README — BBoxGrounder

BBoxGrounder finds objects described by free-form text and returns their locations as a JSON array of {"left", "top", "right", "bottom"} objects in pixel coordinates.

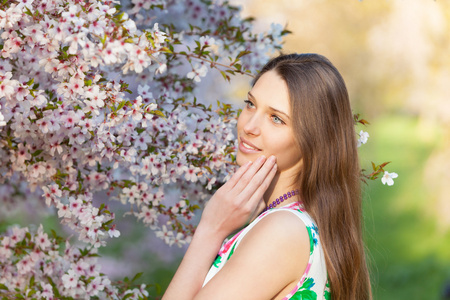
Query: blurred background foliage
[{"left": 2, "top": 1, "right": 450, "bottom": 299}]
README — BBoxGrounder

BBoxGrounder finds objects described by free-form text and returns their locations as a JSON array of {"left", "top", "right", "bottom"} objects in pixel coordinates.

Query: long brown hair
[{"left": 253, "top": 53, "right": 371, "bottom": 300}]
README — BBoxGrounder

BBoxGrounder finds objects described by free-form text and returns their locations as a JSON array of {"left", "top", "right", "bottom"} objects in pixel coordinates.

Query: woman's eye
[
  {"left": 272, "top": 115, "right": 284, "bottom": 125},
  {"left": 244, "top": 99, "right": 254, "bottom": 109}
]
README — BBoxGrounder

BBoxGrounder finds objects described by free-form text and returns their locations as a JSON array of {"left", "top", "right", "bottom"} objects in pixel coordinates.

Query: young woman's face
[{"left": 236, "top": 70, "right": 302, "bottom": 177}]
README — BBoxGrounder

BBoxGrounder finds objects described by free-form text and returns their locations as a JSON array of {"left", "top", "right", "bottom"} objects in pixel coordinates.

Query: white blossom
[
  {"left": 187, "top": 63, "right": 208, "bottom": 82},
  {"left": 381, "top": 171, "right": 398, "bottom": 186},
  {"left": 357, "top": 130, "right": 370, "bottom": 147}
]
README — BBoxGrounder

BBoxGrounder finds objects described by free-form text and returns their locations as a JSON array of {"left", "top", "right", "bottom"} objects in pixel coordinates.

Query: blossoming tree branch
[{"left": 0, "top": 0, "right": 396, "bottom": 298}]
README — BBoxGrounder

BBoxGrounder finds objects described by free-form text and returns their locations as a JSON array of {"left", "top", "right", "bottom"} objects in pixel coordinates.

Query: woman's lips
[{"left": 239, "top": 138, "right": 262, "bottom": 154}]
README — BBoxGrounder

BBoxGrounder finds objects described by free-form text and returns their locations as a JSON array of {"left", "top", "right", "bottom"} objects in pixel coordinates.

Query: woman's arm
[{"left": 163, "top": 155, "right": 277, "bottom": 300}]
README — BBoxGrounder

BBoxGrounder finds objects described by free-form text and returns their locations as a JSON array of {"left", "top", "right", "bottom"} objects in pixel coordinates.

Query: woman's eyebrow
[{"left": 247, "top": 91, "right": 291, "bottom": 120}]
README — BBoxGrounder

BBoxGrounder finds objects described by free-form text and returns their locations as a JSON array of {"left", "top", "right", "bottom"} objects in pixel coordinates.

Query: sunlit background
[{"left": 2, "top": 1, "right": 449, "bottom": 299}]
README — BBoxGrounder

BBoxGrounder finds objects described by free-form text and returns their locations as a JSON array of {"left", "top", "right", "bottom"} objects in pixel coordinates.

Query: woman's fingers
[
  {"left": 231, "top": 155, "right": 272, "bottom": 193},
  {"left": 244, "top": 162, "right": 277, "bottom": 210},
  {"left": 224, "top": 160, "right": 254, "bottom": 190},
  {"left": 200, "top": 155, "right": 277, "bottom": 237},
  {"left": 231, "top": 156, "right": 277, "bottom": 208}
]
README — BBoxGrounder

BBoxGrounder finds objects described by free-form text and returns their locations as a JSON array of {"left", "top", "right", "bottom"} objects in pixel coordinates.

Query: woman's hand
[
  {"left": 197, "top": 155, "right": 277, "bottom": 240},
  {"left": 163, "top": 155, "right": 277, "bottom": 300}
]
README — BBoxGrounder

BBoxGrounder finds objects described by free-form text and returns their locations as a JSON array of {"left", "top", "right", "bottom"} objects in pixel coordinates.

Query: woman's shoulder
[
  {"left": 246, "top": 208, "right": 310, "bottom": 249},
  {"left": 201, "top": 205, "right": 323, "bottom": 299},
  {"left": 237, "top": 207, "right": 311, "bottom": 268},
  {"left": 252, "top": 202, "right": 316, "bottom": 235},
  {"left": 202, "top": 208, "right": 311, "bottom": 296}
]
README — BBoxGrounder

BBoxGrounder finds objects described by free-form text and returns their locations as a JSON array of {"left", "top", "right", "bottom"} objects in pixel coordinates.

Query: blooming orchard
[
  {"left": 0, "top": 0, "right": 290, "bottom": 297},
  {"left": 0, "top": 0, "right": 396, "bottom": 298}
]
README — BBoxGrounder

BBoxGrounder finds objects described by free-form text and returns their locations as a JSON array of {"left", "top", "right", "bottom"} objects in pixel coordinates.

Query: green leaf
[
  {"left": 31, "top": 149, "right": 43, "bottom": 157},
  {"left": 50, "top": 229, "right": 58, "bottom": 239},
  {"left": 281, "top": 29, "right": 293, "bottom": 35},
  {"left": 14, "top": 293, "right": 25, "bottom": 299},
  {"left": 116, "top": 12, "right": 125, "bottom": 20},
  {"left": 236, "top": 50, "right": 251, "bottom": 60},
  {"left": 24, "top": 6, "right": 33, "bottom": 16},
  {"left": 0, "top": 284, "right": 8, "bottom": 290},
  {"left": 101, "top": 35, "right": 107, "bottom": 45},
  {"left": 102, "top": 219, "right": 114, "bottom": 226},
  {"left": 26, "top": 288, "right": 36, "bottom": 297},
  {"left": 219, "top": 71, "right": 229, "bottom": 81},
  {"left": 204, "top": 166, "right": 212, "bottom": 174},
  {"left": 132, "top": 272, "right": 143, "bottom": 282},
  {"left": 154, "top": 283, "right": 162, "bottom": 295},
  {"left": 116, "top": 101, "right": 127, "bottom": 111},
  {"left": 46, "top": 276, "right": 61, "bottom": 298},
  {"left": 378, "top": 161, "right": 391, "bottom": 169},
  {"left": 150, "top": 110, "right": 165, "bottom": 118},
  {"left": 29, "top": 275, "right": 35, "bottom": 287}
]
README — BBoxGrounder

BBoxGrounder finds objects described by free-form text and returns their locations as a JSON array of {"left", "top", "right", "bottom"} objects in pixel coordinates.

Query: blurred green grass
[{"left": 360, "top": 114, "right": 450, "bottom": 300}]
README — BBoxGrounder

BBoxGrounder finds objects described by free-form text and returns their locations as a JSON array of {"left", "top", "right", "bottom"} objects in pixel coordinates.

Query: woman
[{"left": 163, "top": 53, "right": 372, "bottom": 300}]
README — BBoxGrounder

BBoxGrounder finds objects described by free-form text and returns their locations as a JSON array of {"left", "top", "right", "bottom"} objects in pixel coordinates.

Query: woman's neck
[{"left": 263, "top": 172, "right": 299, "bottom": 207}]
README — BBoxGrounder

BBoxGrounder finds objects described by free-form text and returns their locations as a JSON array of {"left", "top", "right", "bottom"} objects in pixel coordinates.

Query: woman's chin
[
  {"left": 235, "top": 152, "right": 250, "bottom": 167},
  {"left": 235, "top": 154, "right": 244, "bottom": 167},
  {"left": 236, "top": 151, "right": 260, "bottom": 167}
]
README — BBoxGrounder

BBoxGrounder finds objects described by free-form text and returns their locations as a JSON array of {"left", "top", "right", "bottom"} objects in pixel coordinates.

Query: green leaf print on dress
[
  {"left": 212, "top": 254, "right": 222, "bottom": 268},
  {"left": 323, "top": 279, "right": 331, "bottom": 300},
  {"left": 291, "top": 277, "right": 317, "bottom": 300},
  {"left": 227, "top": 243, "right": 237, "bottom": 260},
  {"left": 323, "top": 289, "right": 331, "bottom": 300},
  {"left": 306, "top": 226, "right": 315, "bottom": 255}
]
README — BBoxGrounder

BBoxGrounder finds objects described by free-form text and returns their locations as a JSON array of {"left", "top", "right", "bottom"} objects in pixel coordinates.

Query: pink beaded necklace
[{"left": 263, "top": 189, "right": 299, "bottom": 212}]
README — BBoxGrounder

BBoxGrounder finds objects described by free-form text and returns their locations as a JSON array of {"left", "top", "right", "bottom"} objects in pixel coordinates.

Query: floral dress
[{"left": 202, "top": 202, "right": 330, "bottom": 300}]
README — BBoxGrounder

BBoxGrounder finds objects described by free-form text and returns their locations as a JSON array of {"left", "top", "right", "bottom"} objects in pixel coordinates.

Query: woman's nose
[{"left": 243, "top": 113, "right": 261, "bottom": 136}]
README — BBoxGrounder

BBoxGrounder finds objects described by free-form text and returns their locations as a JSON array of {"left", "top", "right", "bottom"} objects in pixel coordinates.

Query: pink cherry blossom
[
  {"left": 0, "top": 105, "right": 6, "bottom": 126},
  {"left": 35, "top": 225, "right": 51, "bottom": 250},
  {"left": 62, "top": 269, "right": 79, "bottom": 289},
  {"left": 0, "top": 72, "right": 16, "bottom": 99},
  {"left": 40, "top": 283, "right": 54, "bottom": 299}
]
